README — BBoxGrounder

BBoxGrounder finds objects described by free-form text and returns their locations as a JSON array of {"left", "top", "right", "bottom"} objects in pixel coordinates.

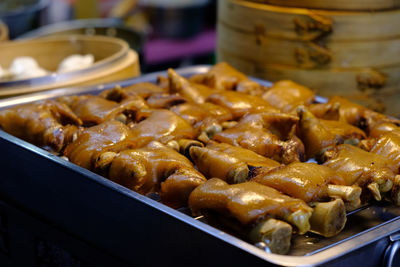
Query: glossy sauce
[
  {"left": 262, "top": 80, "right": 315, "bottom": 113},
  {"left": 130, "top": 109, "right": 195, "bottom": 147},
  {"left": 64, "top": 120, "right": 134, "bottom": 169},
  {"left": 323, "top": 144, "right": 397, "bottom": 186},
  {"left": 252, "top": 162, "right": 345, "bottom": 203},
  {"left": 189, "top": 178, "right": 312, "bottom": 225}
]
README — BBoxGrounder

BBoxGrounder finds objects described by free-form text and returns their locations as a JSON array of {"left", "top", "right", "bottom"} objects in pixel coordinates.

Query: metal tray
[{"left": 0, "top": 65, "right": 399, "bottom": 266}]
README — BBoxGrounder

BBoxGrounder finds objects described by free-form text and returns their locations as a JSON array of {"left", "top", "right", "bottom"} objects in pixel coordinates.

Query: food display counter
[{"left": 0, "top": 66, "right": 399, "bottom": 266}]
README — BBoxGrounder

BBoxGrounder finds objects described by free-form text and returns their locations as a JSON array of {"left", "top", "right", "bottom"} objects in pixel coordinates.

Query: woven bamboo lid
[
  {"left": 247, "top": 0, "right": 400, "bottom": 11},
  {"left": 219, "top": 0, "right": 400, "bottom": 41}
]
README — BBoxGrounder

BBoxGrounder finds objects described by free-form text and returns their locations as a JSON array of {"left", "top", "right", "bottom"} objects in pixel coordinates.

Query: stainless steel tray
[{"left": 0, "top": 66, "right": 399, "bottom": 267}]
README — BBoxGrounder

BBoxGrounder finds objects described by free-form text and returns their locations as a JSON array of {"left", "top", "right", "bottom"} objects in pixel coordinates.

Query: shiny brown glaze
[
  {"left": 171, "top": 103, "right": 232, "bottom": 126},
  {"left": 146, "top": 93, "right": 186, "bottom": 109},
  {"left": 57, "top": 95, "right": 142, "bottom": 126},
  {"left": 129, "top": 109, "right": 196, "bottom": 147},
  {"left": 200, "top": 62, "right": 263, "bottom": 95},
  {"left": 112, "top": 82, "right": 167, "bottom": 99},
  {"left": 369, "top": 122, "right": 400, "bottom": 138},
  {"left": 206, "top": 141, "right": 281, "bottom": 169},
  {"left": 262, "top": 80, "right": 315, "bottom": 113},
  {"left": 107, "top": 141, "right": 206, "bottom": 208},
  {"left": 368, "top": 132, "right": 400, "bottom": 171},
  {"left": 310, "top": 96, "right": 400, "bottom": 132},
  {"left": 322, "top": 144, "right": 397, "bottom": 187},
  {"left": 168, "top": 68, "right": 215, "bottom": 104},
  {"left": 320, "top": 120, "right": 366, "bottom": 141},
  {"left": 0, "top": 100, "right": 81, "bottom": 152},
  {"left": 171, "top": 102, "right": 232, "bottom": 137},
  {"left": 189, "top": 178, "right": 312, "bottom": 228},
  {"left": 189, "top": 146, "right": 248, "bottom": 183},
  {"left": 213, "top": 112, "right": 304, "bottom": 164},
  {"left": 206, "top": 91, "right": 278, "bottom": 119},
  {"left": 252, "top": 162, "right": 345, "bottom": 203},
  {"left": 63, "top": 120, "right": 135, "bottom": 169},
  {"left": 298, "top": 107, "right": 366, "bottom": 159}
]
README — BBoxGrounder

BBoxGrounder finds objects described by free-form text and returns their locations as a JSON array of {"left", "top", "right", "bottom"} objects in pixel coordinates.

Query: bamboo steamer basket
[
  {"left": 247, "top": 0, "right": 400, "bottom": 11},
  {"left": 217, "top": 0, "right": 400, "bottom": 116},
  {"left": 219, "top": 22, "right": 400, "bottom": 69},
  {"left": 219, "top": 0, "right": 400, "bottom": 41},
  {"left": 0, "top": 35, "right": 140, "bottom": 97}
]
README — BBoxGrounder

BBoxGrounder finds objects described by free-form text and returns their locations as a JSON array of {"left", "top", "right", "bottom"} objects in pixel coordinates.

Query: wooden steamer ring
[
  {"left": 247, "top": 0, "right": 400, "bottom": 11},
  {"left": 218, "top": 22, "right": 400, "bottom": 69},
  {"left": 217, "top": 0, "right": 400, "bottom": 116},
  {"left": 219, "top": 0, "right": 400, "bottom": 41}
]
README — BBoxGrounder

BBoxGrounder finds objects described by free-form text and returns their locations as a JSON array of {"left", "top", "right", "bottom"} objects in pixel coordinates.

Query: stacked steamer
[{"left": 217, "top": 0, "right": 400, "bottom": 116}]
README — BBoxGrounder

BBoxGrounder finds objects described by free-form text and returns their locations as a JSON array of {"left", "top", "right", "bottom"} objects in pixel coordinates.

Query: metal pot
[
  {"left": 140, "top": 0, "right": 211, "bottom": 39},
  {"left": 0, "top": 0, "right": 50, "bottom": 39}
]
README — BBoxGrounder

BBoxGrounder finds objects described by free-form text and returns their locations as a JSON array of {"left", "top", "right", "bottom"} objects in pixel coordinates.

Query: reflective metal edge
[{"left": 0, "top": 65, "right": 397, "bottom": 267}]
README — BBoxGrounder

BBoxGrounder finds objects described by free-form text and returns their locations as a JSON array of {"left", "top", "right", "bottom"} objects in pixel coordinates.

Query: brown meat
[
  {"left": 213, "top": 112, "right": 305, "bottom": 164},
  {"left": 106, "top": 141, "right": 206, "bottom": 208},
  {"left": 129, "top": 109, "right": 196, "bottom": 147},
  {"left": 206, "top": 141, "right": 281, "bottom": 170},
  {"left": 298, "top": 106, "right": 366, "bottom": 159},
  {"left": 309, "top": 96, "right": 400, "bottom": 133},
  {"left": 322, "top": 144, "right": 398, "bottom": 202},
  {"left": 168, "top": 68, "right": 215, "bottom": 104},
  {"left": 189, "top": 178, "right": 313, "bottom": 234},
  {"left": 262, "top": 80, "right": 315, "bottom": 113},
  {"left": 63, "top": 120, "right": 135, "bottom": 169},
  {"left": 57, "top": 95, "right": 143, "bottom": 126},
  {"left": 0, "top": 100, "right": 81, "bottom": 152},
  {"left": 206, "top": 91, "right": 278, "bottom": 119},
  {"left": 252, "top": 162, "right": 345, "bottom": 203},
  {"left": 200, "top": 62, "right": 264, "bottom": 95}
]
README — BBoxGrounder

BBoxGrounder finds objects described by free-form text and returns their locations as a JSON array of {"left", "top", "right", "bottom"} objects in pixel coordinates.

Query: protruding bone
[
  {"left": 309, "top": 199, "right": 346, "bottom": 237},
  {"left": 379, "top": 179, "right": 393, "bottom": 193},
  {"left": 249, "top": 218, "right": 292, "bottom": 255},
  {"left": 343, "top": 138, "right": 360, "bottom": 146},
  {"left": 285, "top": 209, "right": 311, "bottom": 235},
  {"left": 178, "top": 139, "right": 204, "bottom": 159},
  {"left": 204, "top": 123, "right": 222, "bottom": 138},
  {"left": 368, "top": 182, "right": 382, "bottom": 201},
  {"left": 197, "top": 131, "right": 210, "bottom": 143},
  {"left": 229, "top": 164, "right": 249, "bottom": 184},
  {"left": 358, "top": 139, "right": 374, "bottom": 151},
  {"left": 72, "top": 132, "right": 78, "bottom": 142},
  {"left": 115, "top": 113, "right": 127, "bottom": 124},
  {"left": 94, "top": 151, "right": 117, "bottom": 171},
  {"left": 327, "top": 184, "right": 362, "bottom": 202},
  {"left": 168, "top": 68, "right": 205, "bottom": 104},
  {"left": 345, "top": 198, "right": 361, "bottom": 212}
]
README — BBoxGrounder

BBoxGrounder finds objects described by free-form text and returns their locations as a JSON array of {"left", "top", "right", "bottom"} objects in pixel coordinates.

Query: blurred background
[{"left": 0, "top": 0, "right": 217, "bottom": 73}]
